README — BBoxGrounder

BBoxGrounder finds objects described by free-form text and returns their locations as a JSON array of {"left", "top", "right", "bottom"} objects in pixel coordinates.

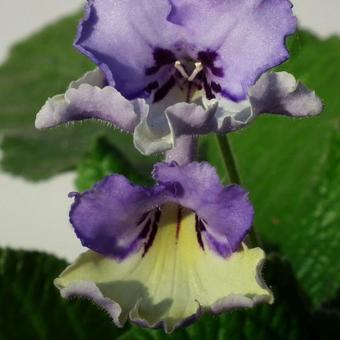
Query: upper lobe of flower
[{"left": 76, "top": 0, "right": 296, "bottom": 102}]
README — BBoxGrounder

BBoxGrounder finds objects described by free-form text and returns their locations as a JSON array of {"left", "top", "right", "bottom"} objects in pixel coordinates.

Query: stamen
[
  {"left": 188, "top": 62, "right": 204, "bottom": 82},
  {"left": 174, "top": 61, "right": 189, "bottom": 79},
  {"left": 174, "top": 61, "right": 205, "bottom": 83}
]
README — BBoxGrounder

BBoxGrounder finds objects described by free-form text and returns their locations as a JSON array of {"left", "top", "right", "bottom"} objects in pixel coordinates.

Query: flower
[
  {"left": 35, "top": 0, "right": 323, "bottom": 155},
  {"left": 75, "top": 0, "right": 296, "bottom": 102},
  {"left": 55, "top": 162, "right": 272, "bottom": 332}
]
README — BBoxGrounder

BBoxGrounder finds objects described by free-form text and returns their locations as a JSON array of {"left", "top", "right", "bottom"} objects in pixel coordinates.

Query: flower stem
[
  {"left": 216, "top": 134, "right": 262, "bottom": 248},
  {"left": 216, "top": 135, "right": 241, "bottom": 185}
]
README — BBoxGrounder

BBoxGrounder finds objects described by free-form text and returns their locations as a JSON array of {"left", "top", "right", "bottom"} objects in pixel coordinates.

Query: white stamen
[
  {"left": 174, "top": 61, "right": 189, "bottom": 79},
  {"left": 188, "top": 62, "right": 204, "bottom": 82}
]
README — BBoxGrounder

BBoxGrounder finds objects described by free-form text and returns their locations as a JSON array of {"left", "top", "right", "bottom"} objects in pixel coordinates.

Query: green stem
[
  {"left": 216, "top": 134, "right": 262, "bottom": 248},
  {"left": 216, "top": 135, "right": 241, "bottom": 185}
]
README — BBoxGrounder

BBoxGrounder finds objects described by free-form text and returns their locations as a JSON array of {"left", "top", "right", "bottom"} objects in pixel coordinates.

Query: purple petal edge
[
  {"left": 74, "top": 1, "right": 119, "bottom": 88},
  {"left": 74, "top": 1, "right": 105, "bottom": 82},
  {"left": 57, "top": 256, "right": 272, "bottom": 333},
  {"left": 59, "top": 280, "right": 124, "bottom": 327},
  {"left": 153, "top": 162, "right": 254, "bottom": 257},
  {"left": 69, "top": 174, "right": 167, "bottom": 260}
]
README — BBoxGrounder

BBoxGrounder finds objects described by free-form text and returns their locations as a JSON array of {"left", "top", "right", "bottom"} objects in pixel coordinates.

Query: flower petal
[
  {"left": 154, "top": 162, "right": 254, "bottom": 257},
  {"left": 168, "top": 0, "right": 297, "bottom": 100},
  {"left": 134, "top": 105, "right": 211, "bottom": 156},
  {"left": 35, "top": 69, "right": 144, "bottom": 132},
  {"left": 76, "top": 0, "right": 181, "bottom": 99},
  {"left": 133, "top": 87, "right": 186, "bottom": 155},
  {"left": 202, "top": 97, "right": 253, "bottom": 133},
  {"left": 69, "top": 174, "right": 168, "bottom": 260},
  {"left": 55, "top": 209, "right": 271, "bottom": 333},
  {"left": 249, "top": 71, "right": 323, "bottom": 117},
  {"left": 134, "top": 94, "right": 216, "bottom": 156}
]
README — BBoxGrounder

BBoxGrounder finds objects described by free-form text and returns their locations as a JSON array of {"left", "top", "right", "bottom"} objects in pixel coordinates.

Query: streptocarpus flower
[
  {"left": 35, "top": 0, "right": 323, "bottom": 155},
  {"left": 55, "top": 162, "right": 272, "bottom": 332}
]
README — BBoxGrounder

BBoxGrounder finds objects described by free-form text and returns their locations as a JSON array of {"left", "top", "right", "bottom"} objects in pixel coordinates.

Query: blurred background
[
  {"left": 0, "top": 0, "right": 339, "bottom": 262},
  {"left": 0, "top": 1, "right": 339, "bottom": 339}
]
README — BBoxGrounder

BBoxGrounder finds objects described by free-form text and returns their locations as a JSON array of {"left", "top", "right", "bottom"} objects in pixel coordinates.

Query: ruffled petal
[
  {"left": 168, "top": 0, "right": 297, "bottom": 100},
  {"left": 69, "top": 174, "right": 168, "bottom": 260},
  {"left": 76, "top": 0, "right": 182, "bottom": 99},
  {"left": 202, "top": 97, "right": 253, "bottom": 133},
  {"left": 154, "top": 162, "right": 254, "bottom": 257},
  {"left": 133, "top": 87, "right": 186, "bottom": 155},
  {"left": 35, "top": 69, "right": 144, "bottom": 132},
  {"left": 134, "top": 100, "right": 213, "bottom": 156},
  {"left": 55, "top": 209, "right": 271, "bottom": 333},
  {"left": 249, "top": 71, "right": 323, "bottom": 117},
  {"left": 202, "top": 71, "right": 323, "bottom": 134}
]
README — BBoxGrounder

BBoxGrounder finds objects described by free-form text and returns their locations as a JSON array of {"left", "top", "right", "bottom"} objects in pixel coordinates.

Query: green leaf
[
  {"left": 0, "top": 248, "right": 130, "bottom": 339},
  {"left": 313, "top": 289, "right": 340, "bottom": 340},
  {"left": 0, "top": 13, "right": 157, "bottom": 181},
  {"left": 75, "top": 137, "right": 153, "bottom": 192},
  {"left": 202, "top": 31, "right": 340, "bottom": 306}
]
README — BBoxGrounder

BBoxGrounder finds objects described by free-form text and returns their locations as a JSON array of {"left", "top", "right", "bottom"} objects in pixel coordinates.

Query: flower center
[
  {"left": 174, "top": 60, "right": 204, "bottom": 82},
  {"left": 145, "top": 48, "right": 224, "bottom": 103}
]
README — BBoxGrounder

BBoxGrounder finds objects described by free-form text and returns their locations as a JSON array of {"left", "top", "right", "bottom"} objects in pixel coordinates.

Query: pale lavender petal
[
  {"left": 35, "top": 69, "right": 144, "bottom": 132},
  {"left": 168, "top": 0, "right": 297, "bottom": 100},
  {"left": 69, "top": 175, "right": 168, "bottom": 260},
  {"left": 167, "top": 100, "right": 254, "bottom": 135},
  {"left": 165, "top": 135, "right": 198, "bottom": 166},
  {"left": 133, "top": 87, "right": 187, "bottom": 155},
  {"left": 59, "top": 280, "right": 124, "bottom": 327},
  {"left": 76, "top": 0, "right": 181, "bottom": 99},
  {"left": 165, "top": 102, "right": 217, "bottom": 135},
  {"left": 134, "top": 101, "right": 216, "bottom": 156},
  {"left": 249, "top": 71, "right": 323, "bottom": 117},
  {"left": 153, "top": 162, "right": 254, "bottom": 257}
]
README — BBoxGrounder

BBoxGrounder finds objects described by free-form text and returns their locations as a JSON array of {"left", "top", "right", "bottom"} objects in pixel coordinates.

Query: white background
[{"left": 0, "top": 0, "right": 339, "bottom": 261}]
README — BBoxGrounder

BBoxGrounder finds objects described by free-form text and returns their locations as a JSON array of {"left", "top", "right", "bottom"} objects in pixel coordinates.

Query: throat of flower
[
  {"left": 142, "top": 203, "right": 205, "bottom": 259},
  {"left": 174, "top": 61, "right": 204, "bottom": 103},
  {"left": 174, "top": 61, "right": 204, "bottom": 83}
]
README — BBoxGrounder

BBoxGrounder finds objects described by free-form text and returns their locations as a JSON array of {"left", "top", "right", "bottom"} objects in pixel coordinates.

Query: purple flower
[
  {"left": 55, "top": 162, "right": 272, "bottom": 332},
  {"left": 76, "top": 0, "right": 296, "bottom": 102},
  {"left": 36, "top": 0, "right": 322, "bottom": 155}
]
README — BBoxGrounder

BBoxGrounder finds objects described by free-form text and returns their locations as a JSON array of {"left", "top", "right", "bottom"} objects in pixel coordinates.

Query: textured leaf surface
[
  {"left": 0, "top": 248, "right": 130, "bottom": 339},
  {"left": 76, "top": 137, "right": 153, "bottom": 191}
]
